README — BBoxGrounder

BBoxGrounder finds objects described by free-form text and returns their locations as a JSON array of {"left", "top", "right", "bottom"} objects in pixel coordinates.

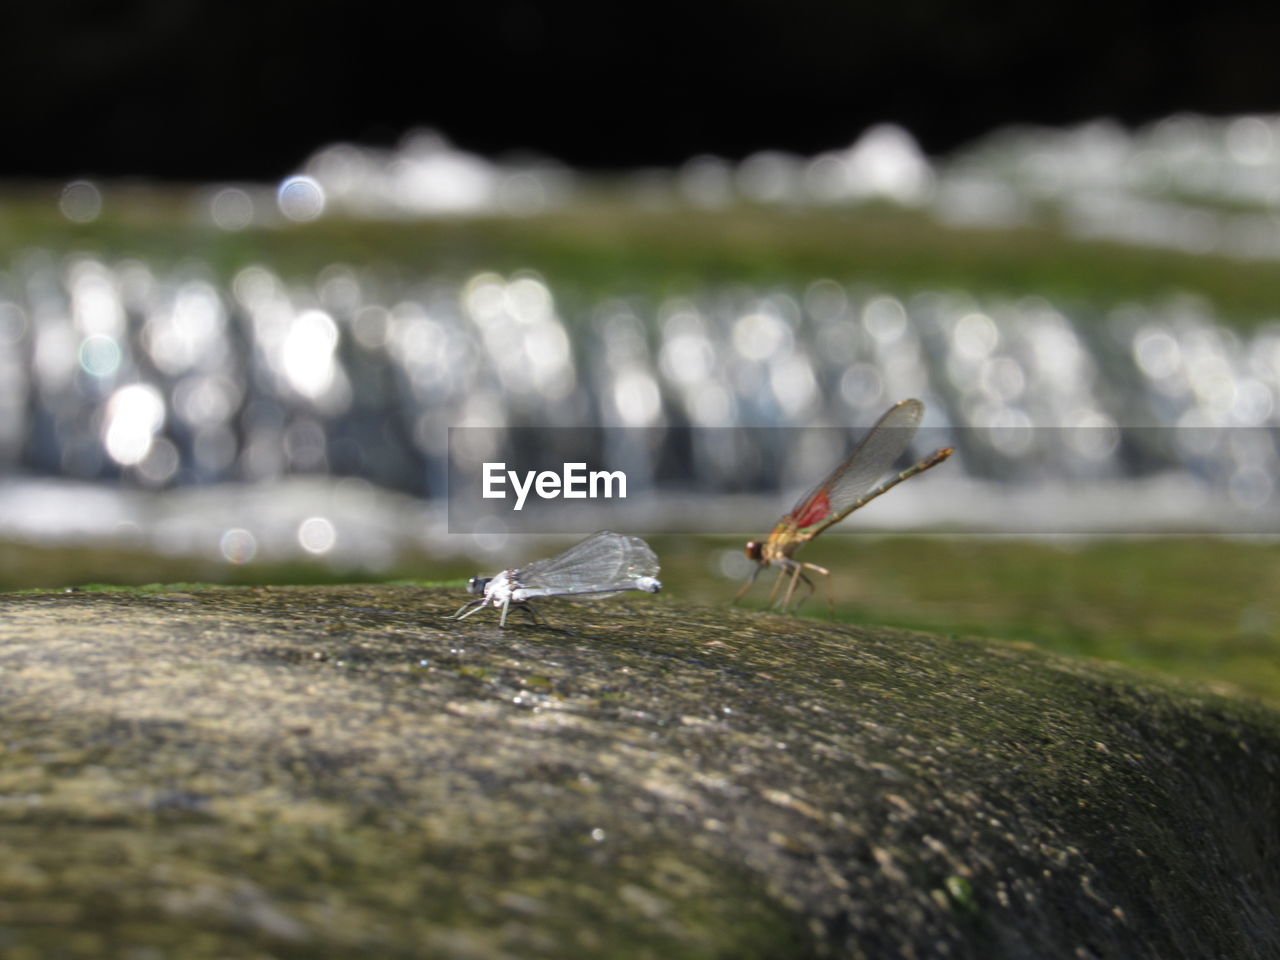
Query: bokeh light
[
  {"left": 59, "top": 181, "right": 102, "bottom": 223},
  {"left": 103, "top": 383, "right": 166, "bottom": 467},
  {"left": 277, "top": 176, "right": 326, "bottom": 222},
  {"left": 220, "top": 528, "right": 258, "bottom": 564},
  {"left": 298, "top": 516, "right": 337, "bottom": 554},
  {"left": 3, "top": 111, "right": 1280, "bottom": 573},
  {"left": 210, "top": 187, "right": 255, "bottom": 230}
]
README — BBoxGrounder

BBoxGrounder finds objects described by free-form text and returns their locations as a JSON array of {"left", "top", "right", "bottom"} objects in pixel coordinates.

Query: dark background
[{"left": 5, "top": 0, "right": 1278, "bottom": 180}]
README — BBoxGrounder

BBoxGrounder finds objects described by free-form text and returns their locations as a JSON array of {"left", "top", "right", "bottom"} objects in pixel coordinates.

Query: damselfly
[
  {"left": 737, "top": 398, "right": 953, "bottom": 613},
  {"left": 449, "top": 530, "right": 662, "bottom": 627}
]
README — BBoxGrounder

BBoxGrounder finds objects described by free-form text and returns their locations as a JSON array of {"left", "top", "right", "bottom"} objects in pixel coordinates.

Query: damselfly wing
[
  {"left": 449, "top": 530, "right": 662, "bottom": 627},
  {"left": 737, "top": 399, "right": 953, "bottom": 612}
]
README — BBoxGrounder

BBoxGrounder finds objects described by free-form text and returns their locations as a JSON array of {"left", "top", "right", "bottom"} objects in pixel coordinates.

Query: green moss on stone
[{"left": 0, "top": 585, "right": 1275, "bottom": 958}]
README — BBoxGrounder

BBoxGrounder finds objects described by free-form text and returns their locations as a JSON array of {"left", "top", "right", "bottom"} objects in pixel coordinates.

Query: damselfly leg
[
  {"left": 775, "top": 559, "right": 832, "bottom": 615},
  {"left": 449, "top": 598, "right": 487, "bottom": 620},
  {"left": 767, "top": 567, "right": 786, "bottom": 606},
  {"left": 737, "top": 559, "right": 830, "bottom": 614},
  {"left": 786, "top": 561, "right": 832, "bottom": 615},
  {"left": 448, "top": 597, "right": 540, "bottom": 626},
  {"left": 499, "top": 598, "right": 542, "bottom": 627},
  {"left": 733, "top": 565, "right": 764, "bottom": 605},
  {"left": 778, "top": 562, "right": 805, "bottom": 610}
]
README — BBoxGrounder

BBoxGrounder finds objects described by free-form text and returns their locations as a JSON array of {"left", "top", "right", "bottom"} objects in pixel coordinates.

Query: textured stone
[{"left": 0, "top": 584, "right": 1275, "bottom": 959}]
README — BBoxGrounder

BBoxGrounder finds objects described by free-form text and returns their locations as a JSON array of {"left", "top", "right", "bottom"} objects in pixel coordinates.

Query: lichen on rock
[{"left": 0, "top": 584, "right": 1276, "bottom": 958}]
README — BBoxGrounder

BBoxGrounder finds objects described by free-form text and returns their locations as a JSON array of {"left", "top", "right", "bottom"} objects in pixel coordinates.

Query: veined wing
[
  {"left": 515, "top": 530, "right": 660, "bottom": 598},
  {"left": 783, "top": 399, "right": 925, "bottom": 536}
]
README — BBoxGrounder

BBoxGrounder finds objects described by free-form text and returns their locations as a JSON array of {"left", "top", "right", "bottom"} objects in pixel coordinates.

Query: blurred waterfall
[
  {"left": 7, "top": 113, "right": 1280, "bottom": 567},
  {"left": 0, "top": 252, "right": 1277, "bottom": 567}
]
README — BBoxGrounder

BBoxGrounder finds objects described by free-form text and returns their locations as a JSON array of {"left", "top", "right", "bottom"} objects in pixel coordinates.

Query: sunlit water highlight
[
  {"left": 16, "top": 113, "right": 1280, "bottom": 566},
  {"left": 1, "top": 251, "right": 1277, "bottom": 568}
]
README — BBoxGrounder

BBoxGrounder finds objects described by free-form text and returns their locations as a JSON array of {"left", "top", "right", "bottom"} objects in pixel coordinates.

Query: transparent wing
[
  {"left": 785, "top": 399, "right": 924, "bottom": 532},
  {"left": 515, "top": 531, "right": 660, "bottom": 599}
]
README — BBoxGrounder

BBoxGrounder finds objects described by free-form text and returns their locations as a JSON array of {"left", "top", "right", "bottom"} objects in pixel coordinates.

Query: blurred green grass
[
  {"left": 661, "top": 534, "right": 1280, "bottom": 706},
  {"left": 5, "top": 186, "right": 1280, "bottom": 324},
  {"left": 4, "top": 535, "right": 1278, "bottom": 706}
]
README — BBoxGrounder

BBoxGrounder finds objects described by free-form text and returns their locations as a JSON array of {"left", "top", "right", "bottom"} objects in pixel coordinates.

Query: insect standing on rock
[
  {"left": 449, "top": 530, "right": 662, "bottom": 627},
  {"left": 737, "top": 399, "right": 954, "bottom": 613}
]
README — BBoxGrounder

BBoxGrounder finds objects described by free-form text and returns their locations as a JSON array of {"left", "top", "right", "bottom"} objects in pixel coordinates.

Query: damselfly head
[
  {"left": 467, "top": 576, "right": 491, "bottom": 595},
  {"left": 744, "top": 540, "right": 764, "bottom": 562},
  {"left": 635, "top": 576, "right": 662, "bottom": 594}
]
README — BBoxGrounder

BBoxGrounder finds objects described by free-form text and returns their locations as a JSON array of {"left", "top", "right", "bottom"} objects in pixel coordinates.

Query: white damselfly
[{"left": 448, "top": 530, "right": 662, "bottom": 627}]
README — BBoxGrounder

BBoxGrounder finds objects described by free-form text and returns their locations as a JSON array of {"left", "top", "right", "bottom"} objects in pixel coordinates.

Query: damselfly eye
[
  {"left": 467, "top": 576, "right": 491, "bottom": 595},
  {"left": 745, "top": 540, "right": 763, "bottom": 561}
]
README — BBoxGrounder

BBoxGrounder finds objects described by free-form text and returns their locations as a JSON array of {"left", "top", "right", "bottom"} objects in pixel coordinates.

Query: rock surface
[{"left": 0, "top": 584, "right": 1276, "bottom": 959}]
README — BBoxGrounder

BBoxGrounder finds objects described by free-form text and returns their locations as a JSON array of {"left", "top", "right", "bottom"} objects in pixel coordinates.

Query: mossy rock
[{"left": 0, "top": 585, "right": 1275, "bottom": 959}]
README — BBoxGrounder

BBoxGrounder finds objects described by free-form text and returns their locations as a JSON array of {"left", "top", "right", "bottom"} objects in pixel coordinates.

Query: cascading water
[
  {"left": 1, "top": 250, "right": 1276, "bottom": 568},
  {"left": 7, "top": 113, "right": 1280, "bottom": 566}
]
